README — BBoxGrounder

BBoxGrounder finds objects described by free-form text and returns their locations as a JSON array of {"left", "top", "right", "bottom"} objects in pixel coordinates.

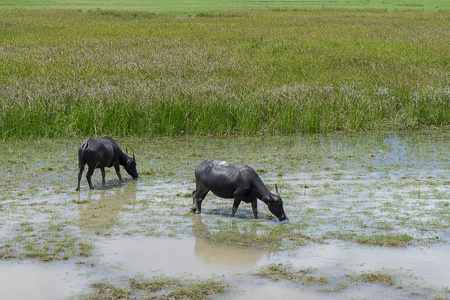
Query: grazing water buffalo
[
  {"left": 76, "top": 136, "right": 138, "bottom": 191},
  {"left": 192, "top": 159, "right": 287, "bottom": 221}
]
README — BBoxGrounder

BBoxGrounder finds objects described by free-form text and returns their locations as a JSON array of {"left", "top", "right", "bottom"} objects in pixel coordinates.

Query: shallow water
[
  {"left": 2, "top": 237, "right": 449, "bottom": 299},
  {"left": 96, "top": 236, "right": 267, "bottom": 277},
  {"left": 0, "top": 261, "right": 91, "bottom": 300},
  {"left": 0, "top": 129, "right": 449, "bottom": 299}
]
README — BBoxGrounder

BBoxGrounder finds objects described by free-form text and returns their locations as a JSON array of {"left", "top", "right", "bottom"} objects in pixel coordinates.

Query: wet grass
[
  {"left": 254, "top": 263, "right": 401, "bottom": 294},
  {"left": 324, "top": 232, "right": 413, "bottom": 247},
  {"left": 0, "top": 130, "right": 449, "bottom": 298},
  {"left": 191, "top": 216, "right": 312, "bottom": 251},
  {"left": 0, "top": 221, "right": 93, "bottom": 261},
  {"left": 1, "top": 9, "right": 449, "bottom": 138},
  {"left": 0, "top": 130, "right": 449, "bottom": 262},
  {"left": 353, "top": 270, "right": 396, "bottom": 286},
  {"left": 79, "top": 275, "right": 228, "bottom": 300},
  {"left": 255, "top": 263, "right": 328, "bottom": 285},
  {"left": 254, "top": 263, "right": 450, "bottom": 297}
]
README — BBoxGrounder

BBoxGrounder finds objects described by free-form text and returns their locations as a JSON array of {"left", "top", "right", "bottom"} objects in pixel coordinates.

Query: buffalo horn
[{"left": 275, "top": 184, "right": 280, "bottom": 197}]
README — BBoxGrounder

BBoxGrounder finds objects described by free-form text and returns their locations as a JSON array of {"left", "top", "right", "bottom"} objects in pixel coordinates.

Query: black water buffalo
[
  {"left": 192, "top": 159, "right": 287, "bottom": 221},
  {"left": 76, "top": 136, "right": 138, "bottom": 191}
]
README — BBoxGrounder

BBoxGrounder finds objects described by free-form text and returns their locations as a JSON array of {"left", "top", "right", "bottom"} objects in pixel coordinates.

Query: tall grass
[{"left": 0, "top": 9, "right": 449, "bottom": 138}]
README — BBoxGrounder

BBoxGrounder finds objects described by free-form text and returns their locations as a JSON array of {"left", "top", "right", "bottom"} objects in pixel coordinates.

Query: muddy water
[
  {"left": 0, "top": 261, "right": 91, "bottom": 300},
  {"left": 96, "top": 235, "right": 266, "bottom": 276},
  {"left": 0, "top": 129, "right": 449, "bottom": 299}
]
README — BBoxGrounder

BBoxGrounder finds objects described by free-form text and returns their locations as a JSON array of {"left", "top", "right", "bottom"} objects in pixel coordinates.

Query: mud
[{"left": 0, "top": 129, "right": 449, "bottom": 299}]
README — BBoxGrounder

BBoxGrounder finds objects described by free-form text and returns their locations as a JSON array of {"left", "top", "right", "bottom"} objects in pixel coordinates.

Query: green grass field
[
  {"left": 1, "top": 0, "right": 448, "bottom": 14},
  {"left": 0, "top": 5, "right": 449, "bottom": 138}
]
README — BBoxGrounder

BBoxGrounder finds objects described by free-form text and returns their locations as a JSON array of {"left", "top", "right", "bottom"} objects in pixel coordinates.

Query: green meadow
[
  {"left": 1, "top": 0, "right": 448, "bottom": 14},
  {"left": 0, "top": 7, "right": 449, "bottom": 138}
]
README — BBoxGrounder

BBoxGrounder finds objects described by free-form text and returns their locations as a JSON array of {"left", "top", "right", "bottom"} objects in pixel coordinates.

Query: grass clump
[
  {"left": 325, "top": 232, "right": 413, "bottom": 247},
  {"left": 81, "top": 275, "right": 228, "bottom": 300},
  {"left": 128, "top": 275, "right": 179, "bottom": 292},
  {"left": 352, "top": 270, "right": 396, "bottom": 286},
  {"left": 355, "top": 233, "right": 413, "bottom": 247},
  {"left": 255, "top": 263, "right": 328, "bottom": 285},
  {"left": 167, "top": 279, "right": 228, "bottom": 299},
  {"left": 84, "top": 283, "right": 132, "bottom": 300}
]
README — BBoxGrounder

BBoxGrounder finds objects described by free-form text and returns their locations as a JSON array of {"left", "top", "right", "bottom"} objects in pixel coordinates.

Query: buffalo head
[
  {"left": 267, "top": 184, "right": 287, "bottom": 221},
  {"left": 124, "top": 152, "right": 138, "bottom": 179}
]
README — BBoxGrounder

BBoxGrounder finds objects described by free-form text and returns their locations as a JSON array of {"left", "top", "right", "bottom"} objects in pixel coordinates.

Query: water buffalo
[
  {"left": 76, "top": 136, "right": 138, "bottom": 191},
  {"left": 192, "top": 159, "right": 287, "bottom": 221}
]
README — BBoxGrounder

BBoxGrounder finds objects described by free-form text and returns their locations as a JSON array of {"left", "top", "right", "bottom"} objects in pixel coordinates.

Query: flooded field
[{"left": 0, "top": 129, "right": 449, "bottom": 299}]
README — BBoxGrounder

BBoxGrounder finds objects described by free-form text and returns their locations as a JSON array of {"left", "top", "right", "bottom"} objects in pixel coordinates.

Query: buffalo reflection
[
  {"left": 190, "top": 215, "right": 265, "bottom": 268},
  {"left": 77, "top": 179, "right": 137, "bottom": 234}
]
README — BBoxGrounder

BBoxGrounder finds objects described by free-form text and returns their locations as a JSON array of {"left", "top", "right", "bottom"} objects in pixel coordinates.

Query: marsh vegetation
[
  {"left": 1, "top": 9, "right": 449, "bottom": 138},
  {"left": 0, "top": 130, "right": 449, "bottom": 298}
]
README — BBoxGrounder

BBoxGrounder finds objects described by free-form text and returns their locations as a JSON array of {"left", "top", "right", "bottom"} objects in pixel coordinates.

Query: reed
[{"left": 1, "top": 9, "right": 449, "bottom": 138}]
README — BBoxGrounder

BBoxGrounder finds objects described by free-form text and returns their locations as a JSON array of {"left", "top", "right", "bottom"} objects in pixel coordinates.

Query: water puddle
[
  {"left": 95, "top": 235, "right": 267, "bottom": 278},
  {"left": 3, "top": 235, "right": 449, "bottom": 299},
  {"left": 281, "top": 242, "right": 450, "bottom": 288},
  {"left": 0, "top": 261, "right": 91, "bottom": 300},
  {"left": 0, "top": 129, "right": 449, "bottom": 299}
]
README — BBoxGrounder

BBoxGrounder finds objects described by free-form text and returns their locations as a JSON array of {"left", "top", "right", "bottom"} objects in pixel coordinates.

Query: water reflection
[
  {"left": 77, "top": 179, "right": 137, "bottom": 234},
  {"left": 190, "top": 215, "right": 265, "bottom": 268},
  {"left": 95, "top": 233, "right": 268, "bottom": 279}
]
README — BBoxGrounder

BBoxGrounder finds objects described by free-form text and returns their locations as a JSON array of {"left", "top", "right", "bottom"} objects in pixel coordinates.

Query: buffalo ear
[
  {"left": 126, "top": 147, "right": 128, "bottom": 155},
  {"left": 133, "top": 152, "right": 136, "bottom": 161}
]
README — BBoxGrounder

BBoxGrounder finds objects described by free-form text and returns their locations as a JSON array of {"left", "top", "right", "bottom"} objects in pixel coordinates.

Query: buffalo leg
[
  {"left": 232, "top": 184, "right": 250, "bottom": 218},
  {"left": 86, "top": 165, "right": 95, "bottom": 189},
  {"left": 114, "top": 165, "right": 123, "bottom": 181},
  {"left": 101, "top": 167, "right": 106, "bottom": 184},
  {"left": 231, "top": 198, "right": 242, "bottom": 218},
  {"left": 192, "top": 188, "right": 209, "bottom": 214},
  {"left": 251, "top": 199, "right": 258, "bottom": 219},
  {"left": 76, "top": 164, "right": 84, "bottom": 191}
]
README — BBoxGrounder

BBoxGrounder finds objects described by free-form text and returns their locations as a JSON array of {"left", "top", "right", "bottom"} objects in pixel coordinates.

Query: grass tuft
[
  {"left": 81, "top": 275, "right": 228, "bottom": 299},
  {"left": 355, "top": 233, "right": 413, "bottom": 247},
  {"left": 325, "top": 232, "right": 413, "bottom": 247},
  {"left": 255, "top": 263, "right": 328, "bottom": 285},
  {"left": 353, "top": 270, "right": 396, "bottom": 286}
]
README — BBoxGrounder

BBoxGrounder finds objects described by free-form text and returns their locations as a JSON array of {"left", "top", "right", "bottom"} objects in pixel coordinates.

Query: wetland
[{"left": 0, "top": 128, "right": 449, "bottom": 299}]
